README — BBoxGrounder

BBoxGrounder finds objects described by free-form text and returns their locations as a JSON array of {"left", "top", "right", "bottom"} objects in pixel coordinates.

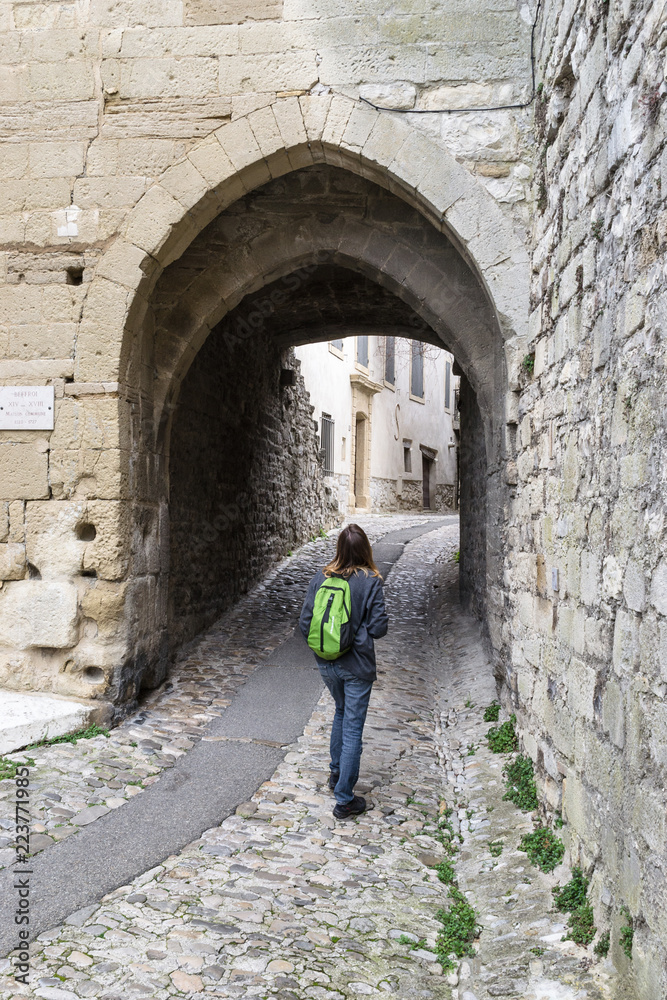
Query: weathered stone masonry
[
  {"left": 4, "top": 0, "right": 667, "bottom": 993},
  {"left": 169, "top": 326, "right": 338, "bottom": 652},
  {"left": 499, "top": 1, "right": 667, "bottom": 995}
]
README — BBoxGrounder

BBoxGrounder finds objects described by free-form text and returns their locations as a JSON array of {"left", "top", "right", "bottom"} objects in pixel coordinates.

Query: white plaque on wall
[{"left": 0, "top": 386, "right": 55, "bottom": 430}]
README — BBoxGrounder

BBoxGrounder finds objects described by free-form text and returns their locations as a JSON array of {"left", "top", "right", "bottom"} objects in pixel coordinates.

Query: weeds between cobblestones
[{"left": 0, "top": 518, "right": 618, "bottom": 999}]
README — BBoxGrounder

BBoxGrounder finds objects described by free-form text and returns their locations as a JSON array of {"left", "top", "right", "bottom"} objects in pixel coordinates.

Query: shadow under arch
[
  {"left": 76, "top": 94, "right": 528, "bottom": 397},
  {"left": 149, "top": 165, "right": 504, "bottom": 459}
]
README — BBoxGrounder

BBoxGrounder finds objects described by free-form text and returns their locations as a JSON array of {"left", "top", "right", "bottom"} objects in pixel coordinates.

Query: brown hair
[{"left": 323, "top": 524, "right": 381, "bottom": 579}]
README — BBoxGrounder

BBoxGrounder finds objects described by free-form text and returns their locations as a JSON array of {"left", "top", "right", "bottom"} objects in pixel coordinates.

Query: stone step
[{"left": 0, "top": 689, "right": 112, "bottom": 755}]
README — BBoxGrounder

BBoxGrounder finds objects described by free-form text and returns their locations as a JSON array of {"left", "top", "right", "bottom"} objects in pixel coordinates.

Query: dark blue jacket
[{"left": 299, "top": 570, "right": 388, "bottom": 682}]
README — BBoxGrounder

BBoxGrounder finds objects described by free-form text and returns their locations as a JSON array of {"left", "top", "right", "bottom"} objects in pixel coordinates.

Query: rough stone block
[
  {"left": 620, "top": 451, "right": 647, "bottom": 490},
  {"left": 580, "top": 550, "right": 600, "bottom": 606},
  {"left": 123, "top": 184, "right": 187, "bottom": 258},
  {"left": 159, "top": 158, "right": 210, "bottom": 209},
  {"left": 118, "top": 57, "right": 219, "bottom": 101},
  {"left": 81, "top": 581, "right": 128, "bottom": 639},
  {"left": 188, "top": 134, "right": 237, "bottom": 190},
  {"left": 567, "top": 657, "right": 596, "bottom": 722},
  {"left": 623, "top": 559, "right": 646, "bottom": 613},
  {"left": 612, "top": 609, "right": 640, "bottom": 675},
  {"left": 27, "top": 61, "right": 96, "bottom": 102},
  {"left": 562, "top": 772, "right": 595, "bottom": 842},
  {"left": 0, "top": 542, "right": 25, "bottom": 580},
  {"left": 185, "top": 0, "right": 282, "bottom": 24},
  {"left": 28, "top": 141, "right": 86, "bottom": 178},
  {"left": 0, "top": 443, "right": 49, "bottom": 500},
  {"left": 650, "top": 560, "right": 667, "bottom": 616},
  {"left": 622, "top": 285, "right": 646, "bottom": 338},
  {"left": 50, "top": 395, "right": 122, "bottom": 454},
  {"left": 0, "top": 580, "right": 78, "bottom": 648},
  {"left": 271, "top": 96, "right": 308, "bottom": 155},
  {"left": 602, "top": 680, "right": 625, "bottom": 749},
  {"left": 584, "top": 616, "right": 612, "bottom": 661}
]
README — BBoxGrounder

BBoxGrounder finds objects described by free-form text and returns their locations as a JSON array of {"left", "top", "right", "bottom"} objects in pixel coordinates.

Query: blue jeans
[{"left": 318, "top": 662, "right": 373, "bottom": 804}]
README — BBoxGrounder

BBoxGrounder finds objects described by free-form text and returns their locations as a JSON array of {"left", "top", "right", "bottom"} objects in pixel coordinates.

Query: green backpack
[{"left": 307, "top": 576, "right": 354, "bottom": 660}]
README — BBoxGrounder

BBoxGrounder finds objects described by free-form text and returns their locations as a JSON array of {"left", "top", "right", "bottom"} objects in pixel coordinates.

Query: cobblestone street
[{"left": 1, "top": 518, "right": 617, "bottom": 1000}]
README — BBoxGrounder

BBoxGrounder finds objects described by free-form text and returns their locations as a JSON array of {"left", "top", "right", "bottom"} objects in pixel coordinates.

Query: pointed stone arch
[
  {"left": 67, "top": 93, "right": 530, "bottom": 701},
  {"left": 76, "top": 93, "right": 529, "bottom": 392}
]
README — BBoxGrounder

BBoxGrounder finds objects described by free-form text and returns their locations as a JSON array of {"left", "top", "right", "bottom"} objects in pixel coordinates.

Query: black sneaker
[
  {"left": 333, "top": 795, "right": 369, "bottom": 819},
  {"left": 328, "top": 772, "right": 339, "bottom": 791}
]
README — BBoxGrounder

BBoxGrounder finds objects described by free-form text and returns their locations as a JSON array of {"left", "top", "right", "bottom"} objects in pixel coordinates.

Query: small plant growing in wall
[
  {"left": 483, "top": 701, "right": 500, "bottom": 722},
  {"left": 552, "top": 867, "right": 597, "bottom": 946},
  {"left": 503, "top": 754, "right": 538, "bottom": 811},
  {"left": 433, "top": 858, "right": 456, "bottom": 884},
  {"left": 522, "top": 353, "right": 535, "bottom": 377},
  {"left": 619, "top": 907, "right": 634, "bottom": 959},
  {"left": 594, "top": 929, "right": 610, "bottom": 958},
  {"left": 25, "top": 724, "right": 108, "bottom": 751},
  {"left": 435, "top": 886, "right": 481, "bottom": 971},
  {"left": 591, "top": 218, "right": 605, "bottom": 241},
  {"left": 0, "top": 756, "right": 35, "bottom": 782}
]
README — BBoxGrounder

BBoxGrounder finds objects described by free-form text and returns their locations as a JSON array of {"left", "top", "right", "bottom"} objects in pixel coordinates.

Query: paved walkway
[
  {"left": 0, "top": 514, "right": 448, "bottom": 878},
  {"left": 0, "top": 516, "right": 617, "bottom": 999},
  {"left": 0, "top": 518, "right": 451, "bottom": 950}
]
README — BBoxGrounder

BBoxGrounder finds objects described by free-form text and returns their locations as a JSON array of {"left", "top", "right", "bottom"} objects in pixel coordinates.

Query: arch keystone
[
  {"left": 271, "top": 96, "right": 309, "bottom": 151},
  {"left": 320, "top": 94, "right": 356, "bottom": 148},
  {"left": 298, "top": 93, "right": 333, "bottom": 143}
]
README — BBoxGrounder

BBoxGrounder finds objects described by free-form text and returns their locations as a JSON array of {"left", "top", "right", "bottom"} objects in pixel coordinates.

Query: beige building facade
[
  {"left": 295, "top": 336, "right": 459, "bottom": 514},
  {"left": 0, "top": 0, "right": 666, "bottom": 992}
]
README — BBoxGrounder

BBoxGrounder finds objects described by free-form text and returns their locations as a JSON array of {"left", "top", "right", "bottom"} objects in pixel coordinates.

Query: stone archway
[
  {"left": 76, "top": 94, "right": 528, "bottom": 392},
  {"left": 148, "top": 158, "right": 521, "bottom": 691},
  {"left": 31, "top": 94, "right": 529, "bottom": 704}
]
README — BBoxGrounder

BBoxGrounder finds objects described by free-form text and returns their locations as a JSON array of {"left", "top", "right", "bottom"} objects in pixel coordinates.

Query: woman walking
[{"left": 299, "top": 524, "right": 388, "bottom": 819}]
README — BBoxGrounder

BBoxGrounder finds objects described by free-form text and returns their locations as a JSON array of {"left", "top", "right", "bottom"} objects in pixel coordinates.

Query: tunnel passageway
[{"left": 164, "top": 164, "right": 490, "bottom": 664}]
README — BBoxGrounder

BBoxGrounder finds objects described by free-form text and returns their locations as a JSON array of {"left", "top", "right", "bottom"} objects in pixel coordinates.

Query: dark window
[
  {"left": 331, "top": 339, "right": 344, "bottom": 352},
  {"left": 321, "top": 413, "right": 335, "bottom": 475},
  {"left": 384, "top": 336, "right": 395, "bottom": 384},
  {"left": 357, "top": 335, "right": 369, "bottom": 369},
  {"left": 411, "top": 341, "right": 424, "bottom": 398},
  {"left": 445, "top": 360, "right": 451, "bottom": 409}
]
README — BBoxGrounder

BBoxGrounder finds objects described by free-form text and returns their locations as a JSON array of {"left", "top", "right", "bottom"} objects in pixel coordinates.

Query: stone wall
[
  {"left": 501, "top": 1, "right": 667, "bottom": 995},
  {"left": 370, "top": 476, "right": 456, "bottom": 513},
  {"left": 169, "top": 329, "right": 339, "bottom": 649},
  {"left": 459, "top": 376, "right": 487, "bottom": 619}
]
